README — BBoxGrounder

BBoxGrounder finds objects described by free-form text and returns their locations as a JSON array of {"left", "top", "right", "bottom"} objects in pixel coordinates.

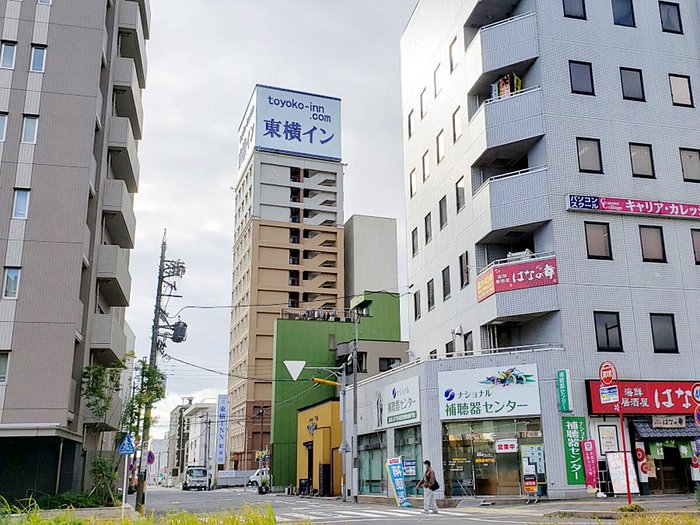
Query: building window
[
  {"left": 669, "top": 74, "right": 693, "bottom": 107},
  {"left": 650, "top": 313, "right": 678, "bottom": 353},
  {"left": 0, "top": 113, "right": 7, "bottom": 142},
  {"left": 38, "top": 0, "right": 52, "bottom": 4},
  {"left": 422, "top": 151, "right": 430, "bottom": 181},
  {"left": 30, "top": 45, "right": 46, "bottom": 73},
  {"left": 424, "top": 213, "right": 432, "bottom": 244},
  {"left": 413, "top": 290, "right": 421, "bottom": 320},
  {"left": 612, "top": 0, "right": 635, "bottom": 26},
  {"left": 692, "top": 229, "right": 700, "bottom": 264},
  {"left": 455, "top": 177, "right": 465, "bottom": 212},
  {"left": 433, "top": 63, "right": 442, "bottom": 98},
  {"left": 379, "top": 357, "right": 401, "bottom": 372},
  {"left": 680, "top": 148, "right": 700, "bottom": 182},
  {"left": 464, "top": 332, "right": 473, "bottom": 355},
  {"left": 12, "top": 189, "right": 29, "bottom": 219},
  {"left": 442, "top": 266, "right": 451, "bottom": 300},
  {"left": 429, "top": 349, "right": 437, "bottom": 359},
  {"left": 436, "top": 130, "right": 445, "bottom": 163},
  {"left": 22, "top": 116, "right": 38, "bottom": 144},
  {"left": 563, "top": 0, "right": 586, "bottom": 19},
  {"left": 577, "top": 137, "right": 603, "bottom": 173},
  {"left": 569, "top": 61, "right": 594, "bottom": 95},
  {"left": 0, "top": 352, "right": 7, "bottom": 382},
  {"left": 639, "top": 225, "right": 667, "bottom": 262},
  {"left": 409, "top": 169, "right": 417, "bottom": 197},
  {"left": 420, "top": 88, "right": 427, "bottom": 118},
  {"left": 452, "top": 107, "right": 462, "bottom": 142},
  {"left": 449, "top": 37, "right": 458, "bottom": 72},
  {"left": 427, "top": 280, "right": 435, "bottom": 310},
  {"left": 439, "top": 196, "right": 448, "bottom": 229},
  {"left": 594, "top": 312, "right": 623, "bottom": 352},
  {"left": 659, "top": 1, "right": 682, "bottom": 34},
  {"left": 585, "top": 221, "right": 612, "bottom": 260},
  {"left": 407, "top": 110, "right": 414, "bottom": 138},
  {"left": 445, "top": 341, "right": 454, "bottom": 357},
  {"left": 459, "top": 251, "right": 469, "bottom": 288},
  {"left": 629, "top": 143, "right": 655, "bottom": 178},
  {"left": 620, "top": 68, "right": 645, "bottom": 101},
  {"left": 0, "top": 42, "right": 16, "bottom": 69},
  {"left": 2, "top": 268, "right": 20, "bottom": 299},
  {"left": 411, "top": 228, "right": 418, "bottom": 257}
]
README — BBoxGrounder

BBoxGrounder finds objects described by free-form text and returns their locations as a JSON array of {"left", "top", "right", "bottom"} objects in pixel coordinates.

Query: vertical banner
[
  {"left": 215, "top": 394, "right": 228, "bottom": 465},
  {"left": 581, "top": 439, "right": 599, "bottom": 493},
  {"left": 386, "top": 457, "right": 411, "bottom": 507},
  {"left": 557, "top": 369, "right": 573, "bottom": 412},
  {"left": 634, "top": 441, "right": 649, "bottom": 484},
  {"left": 562, "top": 417, "right": 587, "bottom": 485}
]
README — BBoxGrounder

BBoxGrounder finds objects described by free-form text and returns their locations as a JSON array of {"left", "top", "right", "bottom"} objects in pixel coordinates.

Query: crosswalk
[{"left": 274, "top": 504, "right": 468, "bottom": 523}]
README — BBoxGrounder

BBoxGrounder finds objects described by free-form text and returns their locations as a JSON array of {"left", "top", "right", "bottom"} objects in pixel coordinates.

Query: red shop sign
[
  {"left": 587, "top": 380, "right": 697, "bottom": 415},
  {"left": 476, "top": 257, "right": 558, "bottom": 302}
]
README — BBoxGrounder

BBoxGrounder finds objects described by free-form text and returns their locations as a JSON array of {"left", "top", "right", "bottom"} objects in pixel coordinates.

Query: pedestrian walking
[{"left": 416, "top": 459, "right": 439, "bottom": 514}]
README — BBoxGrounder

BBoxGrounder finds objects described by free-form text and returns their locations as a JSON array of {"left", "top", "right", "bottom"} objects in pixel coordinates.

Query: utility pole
[{"left": 352, "top": 311, "right": 360, "bottom": 503}]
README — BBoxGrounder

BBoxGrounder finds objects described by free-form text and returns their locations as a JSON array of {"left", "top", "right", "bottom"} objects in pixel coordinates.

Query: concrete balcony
[
  {"left": 465, "top": 12, "right": 539, "bottom": 94},
  {"left": 113, "top": 57, "right": 143, "bottom": 139},
  {"left": 97, "top": 245, "right": 132, "bottom": 307},
  {"left": 118, "top": 1, "right": 147, "bottom": 88},
  {"left": 108, "top": 116, "right": 139, "bottom": 193},
  {"left": 472, "top": 166, "right": 551, "bottom": 238},
  {"left": 91, "top": 313, "right": 128, "bottom": 367},
  {"left": 470, "top": 86, "right": 544, "bottom": 161},
  {"left": 103, "top": 179, "right": 136, "bottom": 249},
  {"left": 82, "top": 225, "right": 92, "bottom": 264},
  {"left": 130, "top": 0, "right": 151, "bottom": 40}
]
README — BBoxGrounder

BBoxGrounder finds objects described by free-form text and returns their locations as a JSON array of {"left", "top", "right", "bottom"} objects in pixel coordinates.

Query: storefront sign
[
  {"left": 476, "top": 257, "right": 558, "bottom": 302},
  {"left": 678, "top": 441, "right": 694, "bottom": 458},
  {"left": 691, "top": 456, "right": 700, "bottom": 481},
  {"left": 439, "top": 364, "right": 540, "bottom": 420},
  {"left": 568, "top": 194, "right": 700, "bottom": 221},
  {"left": 495, "top": 439, "right": 518, "bottom": 453},
  {"left": 403, "top": 459, "right": 416, "bottom": 476},
  {"left": 635, "top": 442, "right": 648, "bottom": 484},
  {"left": 598, "top": 425, "right": 619, "bottom": 454},
  {"left": 521, "top": 444, "right": 545, "bottom": 474},
  {"left": 606, "top": 452, "right": 640, "bottom": 494},
  {"left": 599, "top": 385, "right": 619, "bottom": 405},
  {"left": 695, "top": 437, "right": 700, "bottom": 455},
  {"left": 386, "top": 457, "right": 411, "bottom": 507},
  {"left": 523, "top": 473, "right": 538, "bottom": 493},
  {"left": 562, "top": 417, "right": 587, "bottom": 485},
  {"left": 652, "top": 415, "right": 686, "bottom": 428},
  {"left": 647, "top": 455, "right": 657, "bottom": 478},
  {"left": 215, "top": 394, "right": 228, "bottom": 465},
  {"left": 557, "top": 369, "right": 573, "bottom": 413},
  {"left": 650, "top": 442, "right": 665, "bottom": 460},
  {"left": 587, "top": 380, "right": 697, "bottom": 415},
  {"left": 581, "top": 439, "right": 599, "bottom": 492},
  {"left": 376, "top": 376, "right": 420, "bottom": 429}
]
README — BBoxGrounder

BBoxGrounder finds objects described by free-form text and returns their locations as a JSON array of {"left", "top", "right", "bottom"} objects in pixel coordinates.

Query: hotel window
[
  {"left": 30, "top": 46, "right": 46, "bottom": 73},
  {"left": 22, "top": 116, "right": 38, "bottom": 144},
  {"left": 439, "top": 196, "right": 447, "bottom": 229},
  {"left": 413, "top": 291, "right": 421, "bottom": 320},
  {"left": 436, "top": 130, "right": 445, "bottom": 163},
  {"left": 669, "top": 74, "right": 693, "bottom": 107},
  {"left": 0, "top": 113, "right": 7, "bottom": 142},
  {"left": 577, "top": 137, "right": 603, "bottom": 173},
  {"left": 680, "top": 148, "right": 700, "bottom": 182},
  {"left": 563, "top": 0, "right": 586, "bottom": 19},
  {"left": 659, "top": 2, "right": 682, "bottom": 34},
  {"left": 612, "top": 0, "right": 635, "bottom": 27},
  {"left": 455, "top": 177, "right": 465, "bottom": 212},
  {"left": 449, "top": 37, "right": 458, "bottom": 72},
  {"left": 424, "top": 213, "right": 432, "bottom": 244},
  {"left": 433, "top": 63, "right": 442, "bottom": 98},
  {"left": 427, "top": 279, "right": 435, "bottom": 310},
  {"left": 569, "top": 61, "right": 594, "bottom": 95},
  {"left": 452, "top": 107, "right": 462, "bottom": 142},
  {"left": 38, "top": 0, "right": 52, "bottom": 4},
  {"left": 420, "top": 88, "right": 427, "bottom": 118},
  {"left": 459, "top": 251, "right": 469, "bottom": 288},
  {"left": 629, "top": 143, "right": 655, "bottom": 178},
  {"left": 409, "top": 169, "right": 417, "bottom": 197},
  {"left": 442, "top": 266, "right": 451, "bottom": 300},
  {"left": 12, "top": 190, "right": 29, "bottom": 219},
  {"left": 0, "top": 352, "right": 7, "bottom": 382},
  {"left": 620, "top": 68, "right": 645, "bottom": 101},
  {"left": 411, "top": 228, "right": 418, "bottom": 257},
  {"left": 422, "top": 151, "right": 430, "bottom": 181},
  {"left": 2, "top": 267, "right": 20, "bottom": 299},
  {"left": 639, "top": 225, "right": 667, "bottom": 263},
  {"left": 407, "top": 110, "right": 414, "bottom": 138},
  {"left": 691, "top": 229, "right": 700, "bottom": 264},
  {"left": 0, "top": 42, "right": 16, "bottom": 69},
  {"left": 585, "top": 221, "right": 612, "bottom": 260},
  {"left": 650, "top": 314, "right": 678, "bottom": 353},
  {"left": 594, "top": 312, "right": 623, "bottom": 352}
]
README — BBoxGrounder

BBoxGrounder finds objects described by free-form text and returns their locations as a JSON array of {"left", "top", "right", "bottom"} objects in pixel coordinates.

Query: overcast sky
[{"left": 125, "top": 1, "right": 418, "bottom": 438}]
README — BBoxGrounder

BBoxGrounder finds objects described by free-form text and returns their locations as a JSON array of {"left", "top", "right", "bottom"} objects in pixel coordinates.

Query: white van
[
  {"left": 183, "top": 466, "right": 208, "bottom": 491},
  {"left": 247, "top": 468, "right": 269, "bottom": 487}
]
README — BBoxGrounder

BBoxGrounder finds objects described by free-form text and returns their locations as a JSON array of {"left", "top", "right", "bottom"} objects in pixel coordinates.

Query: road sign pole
[
  {"left": 619, "top": 402, "right": 632, "bottom": 506},
  {"left": 121, "top": 455, "right": 129, "bottom": 518}
]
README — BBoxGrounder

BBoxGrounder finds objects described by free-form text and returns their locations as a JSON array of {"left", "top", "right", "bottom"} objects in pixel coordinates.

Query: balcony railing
[
  {"left": 473, "top": 165, "right": 547, "bottom": 197},
  {"left": 280, "top": 308, "right": 356, "bottom": 322}
]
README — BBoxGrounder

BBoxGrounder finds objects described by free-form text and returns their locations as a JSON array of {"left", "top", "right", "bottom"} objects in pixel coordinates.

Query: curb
[{"left": 544, "top": 510, "right": 700, "bottom": 520}]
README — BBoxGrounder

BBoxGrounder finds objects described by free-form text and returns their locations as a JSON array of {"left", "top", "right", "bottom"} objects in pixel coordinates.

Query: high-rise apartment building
[
  {"left": 229, "top": 85, "right": 344, "bottom": 469},
  {"left": 393, "top": 0, "right": 700, "bottom": 497},
  {"left": 0, "top": 0, "right": 148, "bottom": 498}
]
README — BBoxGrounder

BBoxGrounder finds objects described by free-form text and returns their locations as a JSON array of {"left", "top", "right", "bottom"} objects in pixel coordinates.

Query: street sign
[
  {"left": 600, "top": 385, "right": 619, "bottom": 404},
  {"left": 283, "top": 360, "right": 306, "bottom": 381},
  {"left": 694, "top": 405, "right": 700, "bottom": 427},
  {"left": 556, "top": 369, "right": 573, "bottom": 413},
  {"left": 692, "top": 383, "right": 700, "bottom": 404},
  {"left": 147, "top": 451, "right": 155, "bottom": 465},
  {"left": 599, "top": 361, "right": 618, "bottom": 386},
  {"left": 523, "top": 474, "right": 538, "bottom": 493},
  {"left": 118, "top": 434, "right": 136, "bottom": 455}
]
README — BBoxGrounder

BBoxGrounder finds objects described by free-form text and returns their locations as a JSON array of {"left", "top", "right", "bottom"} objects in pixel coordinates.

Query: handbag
[{"left": 430, "top": 480, "right": 440, "bottom": 490}]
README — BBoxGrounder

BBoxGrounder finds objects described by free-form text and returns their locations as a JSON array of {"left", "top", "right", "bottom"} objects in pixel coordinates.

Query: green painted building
[{"left": 270, "top": 291, "right": 402, "bottom": 489}]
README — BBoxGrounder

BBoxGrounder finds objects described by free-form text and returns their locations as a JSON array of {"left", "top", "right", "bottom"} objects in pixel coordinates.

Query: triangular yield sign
[{"left": 284, "top": 360, "right": 306, "bottom": 381}]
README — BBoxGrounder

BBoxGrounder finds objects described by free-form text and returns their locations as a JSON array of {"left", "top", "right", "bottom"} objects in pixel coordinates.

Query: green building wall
[{"left": 270, "top": 292, "right": 401, "bottom": 489}]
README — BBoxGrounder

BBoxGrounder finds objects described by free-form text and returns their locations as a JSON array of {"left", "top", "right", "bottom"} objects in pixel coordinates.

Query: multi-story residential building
[
  {"left": 229, "top": 85, "right": 344, "bottom": 469},
  {"left": 0, "top": 0, "right": 148, "bottom": 499},
  {"left": 166, "top": 399, "right": 192, "bottom": 485},
  {"left": 183, "top": 402, "right": 216, "bottom": 469},
  {"left": 369, "top": 0, "right": 700, "bottom": 499}
]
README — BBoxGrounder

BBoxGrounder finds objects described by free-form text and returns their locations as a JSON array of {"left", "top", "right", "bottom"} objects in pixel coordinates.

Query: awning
[{"left": 632, "top": 419, "right": 700, "bottom": 439}]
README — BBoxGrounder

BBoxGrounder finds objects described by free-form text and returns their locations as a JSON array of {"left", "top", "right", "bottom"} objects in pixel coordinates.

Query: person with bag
[{"left": 416, "top": 459, "right": 439, "bottom": 514}]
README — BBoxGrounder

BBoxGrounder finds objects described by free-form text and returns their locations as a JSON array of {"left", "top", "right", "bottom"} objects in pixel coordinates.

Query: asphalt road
[{"left": 131, "top": 486, "right": 600, "bottom": 524}]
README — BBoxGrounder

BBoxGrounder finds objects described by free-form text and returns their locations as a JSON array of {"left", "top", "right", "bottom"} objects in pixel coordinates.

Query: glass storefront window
[
  {"left": 395, "top": 425, "right": 423, "bottom": 496},
  {"left": 442, "top": 418, "right": 545, "bottom": 497},
  {"left": 358, "top": 432, "right": 386, "bottom": 495}
]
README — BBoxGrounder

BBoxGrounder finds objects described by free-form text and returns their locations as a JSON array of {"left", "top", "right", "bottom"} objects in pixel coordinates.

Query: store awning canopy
[{"left": 632, "top": 419, "right": 700, "bottom": 439}]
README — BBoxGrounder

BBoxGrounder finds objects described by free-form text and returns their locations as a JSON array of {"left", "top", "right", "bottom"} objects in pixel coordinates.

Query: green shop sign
[
  {"left": 562, "top": 416, "right": 587, "bottom": 485},
  {"left": 556, "top": 369, "right": 572, "bottom": 413}
]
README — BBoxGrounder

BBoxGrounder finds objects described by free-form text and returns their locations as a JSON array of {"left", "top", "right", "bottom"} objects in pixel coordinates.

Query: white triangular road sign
[{"left": 284, "top": 360, "right": 306, "bottom": 381}]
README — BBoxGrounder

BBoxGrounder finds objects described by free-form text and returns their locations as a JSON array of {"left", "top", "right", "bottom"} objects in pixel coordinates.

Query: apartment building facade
[
  {"left": 228, "top": 85, "right": 345, "bottom": 469},
  {"left": 0, "top": 0, "right": 148, "bottom": 498},
  {"left": 397, "top": 0, "right": 700, "bottom": 498}
]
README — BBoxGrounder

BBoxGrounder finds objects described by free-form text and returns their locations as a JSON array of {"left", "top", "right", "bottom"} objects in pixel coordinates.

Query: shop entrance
[{"left": 649, "top": 447, "right": 690, "bottom": 494}]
